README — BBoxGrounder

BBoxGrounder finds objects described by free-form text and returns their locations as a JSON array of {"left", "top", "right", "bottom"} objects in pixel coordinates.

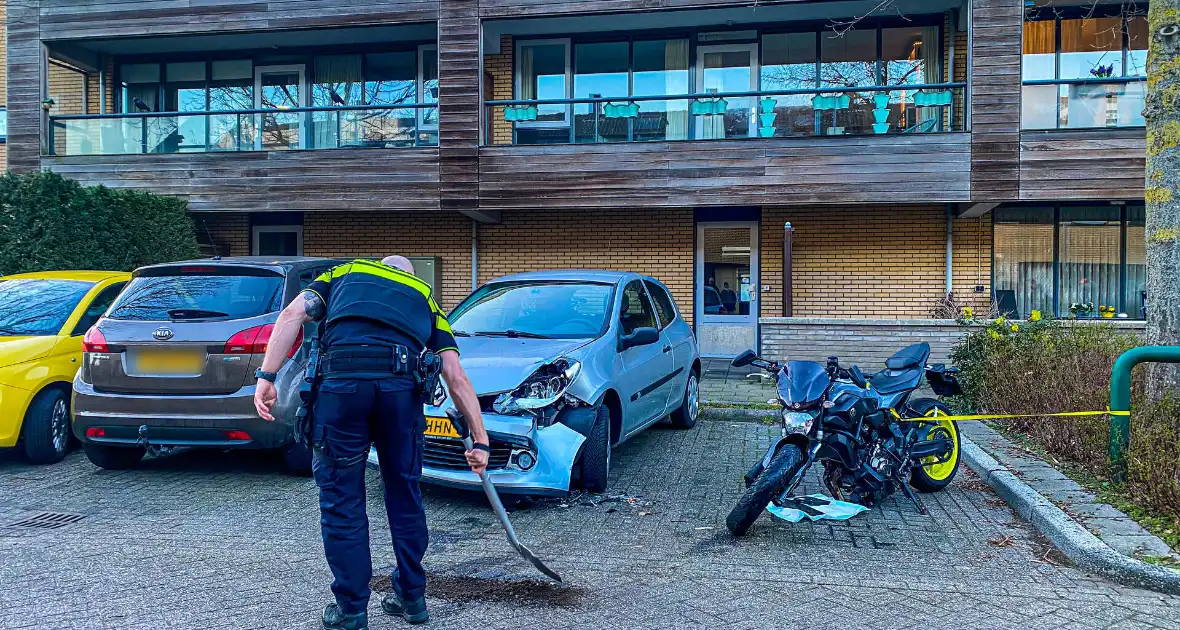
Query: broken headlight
[{"left": 493, "top": 359, "right": 582, "bottom": 415}]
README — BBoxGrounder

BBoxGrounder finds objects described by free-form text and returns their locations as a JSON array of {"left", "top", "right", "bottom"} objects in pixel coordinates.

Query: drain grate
[{"left": 10, "top": 512, "right": 87, "bottom": 530}]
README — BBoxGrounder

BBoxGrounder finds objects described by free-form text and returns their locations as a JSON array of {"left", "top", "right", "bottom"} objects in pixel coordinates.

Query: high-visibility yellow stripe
[{"left": 327, "top": 259, "right": 433, "bottom": 299}]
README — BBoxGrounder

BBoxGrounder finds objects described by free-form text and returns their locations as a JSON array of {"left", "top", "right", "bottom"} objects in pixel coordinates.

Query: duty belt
[{"left": 321, "top": 345, "right": 418, "bottom": 377}]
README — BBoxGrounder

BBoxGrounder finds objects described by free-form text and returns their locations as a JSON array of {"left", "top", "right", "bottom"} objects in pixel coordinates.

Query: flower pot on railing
[
  {"left": 812, "top": 94, "right": 850, "bottom": 111},
  {"left": 872, "top": 93, "right": 891, "bottom": 110},
  {"left": 914, "top": 90, "right": 952, "bottom": 107},
  {"left": 760, "top": 97, "right": 777, "bottom": 114},
  {"left": 758, "top": 127, "right": 776, "bottom": 138},
  {"left": 690, "top": 98, "right": 728, "bottom": 116},
  {"left": 759, "top": 112, "right": 777, "bottom": 127},
  {"left": 604, "top": 102, "right": 640, "bottom": 118},
  {"left": 872, "top": 109, "right": 890, "bottom": 124},
  {"left": 872, "top": 123, "right": 890, "bottom": 134},
  {"left": 504, "top": 105, "right": 538, "bottom": 122}
]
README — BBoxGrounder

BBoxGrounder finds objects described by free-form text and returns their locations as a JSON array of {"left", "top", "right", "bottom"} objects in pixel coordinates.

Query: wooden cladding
[
  {"left": 1019, "top": 129, "right": 1146, "bottom": 201},
  {"left": 969, "top": 0, "right": 1023, "bottom": 201},
  {"left": 37, "top": 0, "right": 439, "bottom": 40},
  {"left": 478, "top": 0, "right": 813, "bottom": 18},
  {"left": 7, "top": 0, "right": 42, "bottom": 173},
  {"left": 478, "top": 134, "right": 972, "bottom": 208},
  {"left": 438, "top": 0, "right": 480, "bottom": 210},
  {"left": 40, "top": 149, "right": 441, "bottom": 212}
]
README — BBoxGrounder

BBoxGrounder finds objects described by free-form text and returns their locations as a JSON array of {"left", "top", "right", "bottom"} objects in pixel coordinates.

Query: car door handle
[{"left": 662, "top": 345, "right": 672, "bottom": 353}]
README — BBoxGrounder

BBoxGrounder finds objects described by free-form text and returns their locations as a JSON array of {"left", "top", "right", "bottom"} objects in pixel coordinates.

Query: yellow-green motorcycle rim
[{"left": 920, "top": 408, "right": 959, "bottom": 481}]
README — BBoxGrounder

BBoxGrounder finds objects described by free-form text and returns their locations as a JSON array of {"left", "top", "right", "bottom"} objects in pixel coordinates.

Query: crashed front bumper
[{"left": 367, "top": 409, "right": 586, "bottom": 496}]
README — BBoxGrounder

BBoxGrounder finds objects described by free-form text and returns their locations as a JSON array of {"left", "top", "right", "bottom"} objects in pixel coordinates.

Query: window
[
  {"left": 517, "top": 39, "right": 570, "bottom": 126},
  {"left": 761, "top": 33, "right": 817, "bottom": 137},
  {"left": 620, "top": 281, "right": 658, "bottom": 334},
  {"left": 993, "top": 205, "right": 1146, "bottom": 319},
  {"left": 107, "top": 275, "right": 285, "bottom": 321},
  {"left": 419, "top": 45, "right": 439, "bottom": 132},
  {"left": 644, "top": 281, "right": 678, "bottom": 327},
  {"left": 0, "top": 280, "right": 96, "bottom": 336},
  {"left": 253, "top": 225, "right": 304, "bottom": 256},
  {"left": 450, "top": 281, "right": 614, "bottom": 339},
  {"left": 1022, "top": 10, "right": 1147, "bottom": 129},
  {"left": 574, "top": 42, "right": 630, "bottom": 143},
  {"left": 209, "top": 60, "right": 253, "bottom": 151},
  {"left": 71, "top": 282, "right": 127, "bottom": 336},
  {"left": 0, "top": 107, "right": 7, "bottom": 142},
  {"left": 632, "top": 39, "right": 690, "bottom": 141}
]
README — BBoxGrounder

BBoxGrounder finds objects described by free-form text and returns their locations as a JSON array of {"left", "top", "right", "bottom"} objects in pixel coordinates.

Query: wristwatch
[
  {"left": 255, "top": 368, "right": 277, "bottom": 383},
  {"left": 471, "top": 443, "right": 491, "bottom": 453}
]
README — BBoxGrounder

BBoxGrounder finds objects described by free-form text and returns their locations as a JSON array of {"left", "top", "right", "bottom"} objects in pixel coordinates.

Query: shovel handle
[{"left": 445, "top": 408, "right": 471, "bottom": 440}]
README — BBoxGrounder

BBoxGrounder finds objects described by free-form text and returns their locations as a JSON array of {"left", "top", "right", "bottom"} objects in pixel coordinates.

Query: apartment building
[{"left": 3, "top": 0, "right": 1148, "bottom": 359}]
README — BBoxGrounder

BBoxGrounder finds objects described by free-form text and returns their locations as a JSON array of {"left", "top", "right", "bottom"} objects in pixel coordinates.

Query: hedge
[{"left": 0, "top": 171, "right": 200, "bottom": 275}]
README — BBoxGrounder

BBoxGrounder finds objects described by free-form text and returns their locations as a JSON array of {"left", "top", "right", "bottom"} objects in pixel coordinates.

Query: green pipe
[{"left": 1108, "top": 345, "right": 1180, "bottom": 480}]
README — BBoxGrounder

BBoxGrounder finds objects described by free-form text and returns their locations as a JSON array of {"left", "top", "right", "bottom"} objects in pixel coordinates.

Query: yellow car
[{"left": 0, "top": 271, "right": 130, "bottom": 464}]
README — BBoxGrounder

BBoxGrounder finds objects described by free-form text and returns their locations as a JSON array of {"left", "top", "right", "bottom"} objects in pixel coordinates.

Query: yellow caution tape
[{"left": 888, "top": 408, "right": 1127, "bottom": 422}]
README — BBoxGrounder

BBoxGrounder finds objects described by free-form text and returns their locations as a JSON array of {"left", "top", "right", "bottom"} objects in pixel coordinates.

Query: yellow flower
[
  {"left": 994, "top": 316, "right": 1006, "bottom": 327},
  {"left": 988, "top": 329, "right": 1001, "bottom": 340},
  {"left": 963, "top": 306, "right": 974, "bottom": 318},
  {"left": 1029, "top": 310, "right": 1042, "bottom": 322},
  {"left": 1011, "top": 324, "right": 1020, "bottom": 332}
]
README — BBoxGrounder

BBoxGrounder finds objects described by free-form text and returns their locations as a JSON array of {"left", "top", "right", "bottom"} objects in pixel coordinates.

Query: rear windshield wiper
[
  {"left": 167, "top": 308, "right": 230, "bottom": 320},
  {"left": 452, "top": 330, "right": 471, "bottom": 337},
  {"left": 473, "top": 330, "right": 553, "bottom": 339}
]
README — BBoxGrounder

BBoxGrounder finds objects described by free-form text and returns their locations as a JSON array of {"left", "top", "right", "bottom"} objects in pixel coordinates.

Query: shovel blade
[{"left": 513, "top": 541, "right": 563, "bottom": 583}]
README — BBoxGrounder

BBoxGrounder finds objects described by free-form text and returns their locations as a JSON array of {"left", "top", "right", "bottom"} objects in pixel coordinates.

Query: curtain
[
  {"left": 520, "top": 46, "right": 535, "bottom": 100},
  {"left": 665, "top": 39, "right": 689, "bottom": 140},
  {"left": 315, "top": 55, "right": 363, "bottom": 148},
  {"left": 920, "top": 26, "right": 941, "bottom": 129}
]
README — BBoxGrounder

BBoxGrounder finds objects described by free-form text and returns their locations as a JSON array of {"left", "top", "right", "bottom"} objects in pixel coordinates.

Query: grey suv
[{"left": 72, "top": 257, "right": 340, "bottom": 473}]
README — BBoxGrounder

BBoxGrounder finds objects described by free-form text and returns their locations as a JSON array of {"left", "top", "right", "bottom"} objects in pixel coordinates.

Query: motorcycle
[{"left": 725, "top": 342, "right": 963, "bottom": 536}]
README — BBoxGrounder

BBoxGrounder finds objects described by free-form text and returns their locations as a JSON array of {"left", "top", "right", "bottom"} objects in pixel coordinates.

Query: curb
[
  {"left": 701, "top": 406, "right": 778, "bottom": 423},
  {"left": 961, "top": 437, "right": 1180, "bottom": 595}
]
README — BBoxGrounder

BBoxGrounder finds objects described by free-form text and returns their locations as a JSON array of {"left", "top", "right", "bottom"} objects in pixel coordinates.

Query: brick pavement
[{"left": 2, "top": 421, "right": 1179, "bottom": 630}]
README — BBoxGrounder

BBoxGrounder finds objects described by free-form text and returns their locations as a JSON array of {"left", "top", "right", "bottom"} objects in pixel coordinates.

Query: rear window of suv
[{"left": 106, "top": 273, "right": 284, "bottom": 322}]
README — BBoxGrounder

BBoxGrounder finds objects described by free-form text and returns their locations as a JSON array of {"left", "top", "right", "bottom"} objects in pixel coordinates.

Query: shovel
[{"left": 445, "top": 408, "right": 563, "bottom": 583}]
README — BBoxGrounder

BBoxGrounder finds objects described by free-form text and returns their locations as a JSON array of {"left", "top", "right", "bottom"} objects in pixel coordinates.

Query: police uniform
[{"left": 302, "top": 258, "right": 457, "bottom": 618}]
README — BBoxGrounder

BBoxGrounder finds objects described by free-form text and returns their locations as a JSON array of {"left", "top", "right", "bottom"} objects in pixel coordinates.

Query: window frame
[
  {"left": 71, "top": 281, "right": 128, "bottom": 336},
  {"left": 514, "top": 37, "right": 573, "bottom": 128},
  {"left": 643, "top": 279, "right": 679, "bottom": 329},
  {"left": 252, "top": 224, "right": 304, "bottom": 256},
  {"left": 618, "top": 279, "right": 660, "bottom": 336},
  {"left": 991, "top": 203, "right": 1144, "bottom": 319},
  {"left": 417, "top": 44, "right": 440, "bottom": 131}
]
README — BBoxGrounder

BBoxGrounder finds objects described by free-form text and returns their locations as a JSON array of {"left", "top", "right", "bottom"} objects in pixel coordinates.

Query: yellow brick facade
[{"left": 485, "top": 35, "right": 514, "bottom": 146}]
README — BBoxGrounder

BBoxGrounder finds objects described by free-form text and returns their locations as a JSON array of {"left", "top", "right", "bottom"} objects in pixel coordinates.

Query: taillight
[
  {"left": 223, "top": 430, "right": 252, "bottom": 441},
  {"left": 85, "top": 427, "right": 105, "bottom": 438},
  {"left": 82, "top": 327, "right": 109, "bottom": 353},
  {"left": 225, "top": 324, "right": 303, "bottom": 358}
]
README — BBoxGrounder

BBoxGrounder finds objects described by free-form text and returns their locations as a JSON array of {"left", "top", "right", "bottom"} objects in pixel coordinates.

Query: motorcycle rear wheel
[
  {"left": 726, "top": 445, "right": 804, "bottom": 536},
  {"left": 907, "top": 399, "right": 961, "bottom": 492}
]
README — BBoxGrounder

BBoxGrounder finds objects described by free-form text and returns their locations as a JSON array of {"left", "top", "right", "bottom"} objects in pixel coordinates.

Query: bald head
[{"left": 381, "top": 255, "right": 415, "bottom": 274}]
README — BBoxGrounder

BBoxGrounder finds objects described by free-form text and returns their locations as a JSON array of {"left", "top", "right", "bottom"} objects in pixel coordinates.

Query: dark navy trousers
[{"left": 311, "top": 377, "right": 428, "bottom": 615}]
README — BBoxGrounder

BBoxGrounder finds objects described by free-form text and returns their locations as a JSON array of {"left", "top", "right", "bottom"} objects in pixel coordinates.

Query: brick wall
[
  {"left": 951, "top": 212, "right": 993, "bottom": 312},
  {"left": 760, "top": 206, "right": 993, "bottom": 319},
  {"left": 192, "top": 213, "right": 250, "bottom": 258},
  {"left": 485, "top": 35, "right": 514, "bottom": 146},
  {"left": 303, "top": 211, "right": 474, "bottom": 310},
  {"left": 760, "top": 318, "right": 1146, "bottom": 367},
  {"left": 477, "top": 208, "right": 695, "bottom": 322}
]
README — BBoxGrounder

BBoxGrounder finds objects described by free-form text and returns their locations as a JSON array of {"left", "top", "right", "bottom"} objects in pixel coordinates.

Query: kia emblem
[{"left": 152, "top": 327, "right": 174, "bottom": 341}]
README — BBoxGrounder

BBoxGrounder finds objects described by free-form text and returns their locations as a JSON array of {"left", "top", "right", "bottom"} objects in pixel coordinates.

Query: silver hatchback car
[
  {"left": 371, "top": 270, "right": 701, "bottom": 495},
  {"left": 72, "top": 257, "right": 341, "bottom": 473}
]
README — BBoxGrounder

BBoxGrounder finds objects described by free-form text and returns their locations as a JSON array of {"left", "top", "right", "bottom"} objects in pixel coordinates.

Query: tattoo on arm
[{"left": 303, "top": 291, "right": 326, "bottom": 321}]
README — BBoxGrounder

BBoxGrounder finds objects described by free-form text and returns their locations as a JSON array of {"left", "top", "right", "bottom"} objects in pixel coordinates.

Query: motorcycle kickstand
[{"left": 899, "top": 482, "right": 929, "bottom": 515}]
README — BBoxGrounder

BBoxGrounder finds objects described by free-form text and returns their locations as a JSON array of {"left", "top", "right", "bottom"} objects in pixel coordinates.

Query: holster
[
  {"left": 416, "top": 350, "right": 444, "bottom": 405},
  {"left": 294, "top": 323, "right": 322, "bottom": 450}
]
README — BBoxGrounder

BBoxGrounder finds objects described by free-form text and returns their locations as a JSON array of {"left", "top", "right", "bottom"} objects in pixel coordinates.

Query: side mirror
[
  {"left": 731, "top": 349, "right": 758, "bottom": 368},
  {"left": 849, "top": 365, "right": 868, "bottom": 389},
  {"left": 620, "top": 327, "right": 660, "bottom": 350}
]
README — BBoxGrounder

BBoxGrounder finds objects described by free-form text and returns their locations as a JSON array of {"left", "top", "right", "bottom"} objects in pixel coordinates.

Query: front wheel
[
  {"left": 907, "top": 399, "right": 961, "bottom": 492},
  {"left": 669, "top": 371, "right": 700, "bottom": 429},
  {"left": 576, "top": 405, "right": 611, "bottom": 492},
  {"left": 726, "top": 445, "right": 804, "bottom": 536},
  {"left": 21, "top": 389, "right": 71, "bottom": 465}
]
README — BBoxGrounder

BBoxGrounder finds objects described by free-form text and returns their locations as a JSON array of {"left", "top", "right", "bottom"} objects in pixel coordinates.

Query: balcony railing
[
  {"left": 48, "top": 104, "right": 439, "bottom": 157},
  {"left": 1021, "top": 76, "right": 1146, "bottom": 130},
  {"left": 484, "top": 82, "right": 967, "bottom": 146}
]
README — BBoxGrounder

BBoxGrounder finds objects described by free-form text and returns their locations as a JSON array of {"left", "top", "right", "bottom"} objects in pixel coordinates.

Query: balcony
[
  {"left": 484, "top": 83, "right": 966, "bottom": 146},
  {"left": 1021, "top": 77, "right": 1146, "bottom": 130},
  {"left": 49, "top": 104, "right": 438, "bottom": 157}
]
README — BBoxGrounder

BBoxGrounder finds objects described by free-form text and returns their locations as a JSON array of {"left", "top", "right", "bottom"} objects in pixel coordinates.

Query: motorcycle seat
[
  {"left": 869, "top": 366, "right": 923, "bottom": 394},
  {"left": 884, "top": 342, "right": 931, "bottom": 370}
]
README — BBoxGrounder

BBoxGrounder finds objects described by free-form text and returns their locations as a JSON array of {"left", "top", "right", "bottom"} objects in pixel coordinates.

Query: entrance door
[
  {"left": 696, "top": 222, "right": 759, "bottom": 357},
  {"left": 695, "top": 44, "right": 758, "bottom": 140},
  {"left": 254, "top": 65, "right": 307, "bottom": 150}
]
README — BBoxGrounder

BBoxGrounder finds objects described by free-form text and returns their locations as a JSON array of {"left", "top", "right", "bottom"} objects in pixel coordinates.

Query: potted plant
[
  {"left": 1099, "top": 305, "right": 1117, "bottom": 318},
  {"left": 1069, "top": 302, "right": 1095, "bottom": 318},
  {"left": 1089, "top": 64, "right": 1114, "bottom": 79}
]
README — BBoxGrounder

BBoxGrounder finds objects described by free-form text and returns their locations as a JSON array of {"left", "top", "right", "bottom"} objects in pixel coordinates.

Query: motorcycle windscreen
[{"left": 778, "top": 361, "right": 829, "bottom": 408}]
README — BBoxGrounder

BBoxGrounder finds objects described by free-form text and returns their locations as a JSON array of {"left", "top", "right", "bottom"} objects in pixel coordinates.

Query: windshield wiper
[
  {"left": 167, "top": 308, "right": 230, "bottom": 320},
  {"left": 452, "top": 330, "right": 471, "bottom": 337},
  {"left": 472, "top": 329, "right": 553, "bottom": 339}
]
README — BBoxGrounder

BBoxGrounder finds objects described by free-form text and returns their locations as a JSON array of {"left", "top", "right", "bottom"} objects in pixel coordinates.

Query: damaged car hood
[{"left": 457, "top": 336, "right": 592, "bottom": 395}]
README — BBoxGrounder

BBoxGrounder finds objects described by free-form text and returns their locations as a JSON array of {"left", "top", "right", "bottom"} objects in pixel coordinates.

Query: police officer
[{"left": 254, "top": 256, "right": 489, "bottom": 629}]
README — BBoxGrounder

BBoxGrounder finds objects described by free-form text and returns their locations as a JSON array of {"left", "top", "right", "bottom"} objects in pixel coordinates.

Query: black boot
[
  {"left": 322, "top": 603, "right": 368, "bottom": 630},
  {"left": 381, "top": 574, "right": 429, "bottom": 624}
]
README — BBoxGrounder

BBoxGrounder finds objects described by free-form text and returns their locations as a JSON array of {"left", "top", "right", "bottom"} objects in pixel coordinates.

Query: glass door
[
  {"left": 254, "top": 65, "right": 307, "bottom": 150},
  {"left": 696, "top": 222, "right": 759, "bottom": 357},
  {"left": 695, "top": 44, "right": 759, "bottom": 139}
]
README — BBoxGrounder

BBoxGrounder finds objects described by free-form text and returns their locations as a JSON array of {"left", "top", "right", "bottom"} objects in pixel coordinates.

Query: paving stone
[{"left": 2, "top": 422, "right": 1179, "bottom": 629}]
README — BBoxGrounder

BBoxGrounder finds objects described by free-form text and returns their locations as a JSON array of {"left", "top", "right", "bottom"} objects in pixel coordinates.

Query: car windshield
[
  {"left": 107, "top": 274, "right": 284, "bottom": 322},
  {"left": 450, "top": 281, "right": 615, "bottom": 340},
  {"left": 0, "top": 279, "right": 95, "bottom": 336}
]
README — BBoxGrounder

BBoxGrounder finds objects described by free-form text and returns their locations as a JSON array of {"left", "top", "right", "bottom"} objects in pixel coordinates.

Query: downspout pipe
[{"left": 471, "top": 218, "right": 479, "bottom": 291}]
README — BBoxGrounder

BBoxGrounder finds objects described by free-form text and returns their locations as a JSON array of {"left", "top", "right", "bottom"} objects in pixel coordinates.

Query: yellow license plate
[
  {"left": 424, "top": 416, "right": 460, "bottom": 439},
  {"left": 132, "top": 349, "right": 205, "bottom": 375}
]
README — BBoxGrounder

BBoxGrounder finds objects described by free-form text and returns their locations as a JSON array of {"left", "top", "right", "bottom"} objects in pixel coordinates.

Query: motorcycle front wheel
[{"left": 726, "top": 445, "right": 805, "bottom": 536}]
